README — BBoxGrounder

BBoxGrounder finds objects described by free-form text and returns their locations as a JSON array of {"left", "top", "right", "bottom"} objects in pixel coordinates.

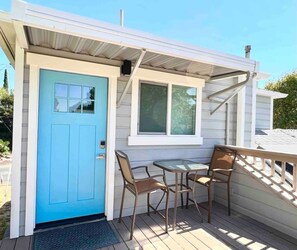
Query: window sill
[{"left": 128, "top": 135, "right": 203, "bottom": 146}]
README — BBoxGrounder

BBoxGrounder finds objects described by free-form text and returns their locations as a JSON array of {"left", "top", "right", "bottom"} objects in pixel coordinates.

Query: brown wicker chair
[
  {"left": 115, "top": 150, "right": 169, "bottom": 240},
  {"left": 186, "top": 146, "right": 237, "bottom": 223}
]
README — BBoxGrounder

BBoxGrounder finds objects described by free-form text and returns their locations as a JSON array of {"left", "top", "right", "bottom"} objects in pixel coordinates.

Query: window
[
  {"left": 129, "top": 69, "right": 205, "bottom": 145},
  {"left": 54, "top": 83, "right": 95, "bottom": 114}
]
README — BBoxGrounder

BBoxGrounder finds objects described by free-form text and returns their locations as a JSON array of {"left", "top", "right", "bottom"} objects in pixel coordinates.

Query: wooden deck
[{"left": 1, "top": 202, "right": 297, "bottom": 250}]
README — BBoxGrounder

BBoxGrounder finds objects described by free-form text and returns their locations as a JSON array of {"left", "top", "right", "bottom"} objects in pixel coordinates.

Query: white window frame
[{"left": 128, "top": 68, "right": 205, "bottom": 146}]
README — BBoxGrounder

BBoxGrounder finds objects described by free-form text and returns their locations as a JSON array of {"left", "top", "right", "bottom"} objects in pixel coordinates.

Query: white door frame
[{"left": 25, "top": 53, "right": 120, "bottom": 236}]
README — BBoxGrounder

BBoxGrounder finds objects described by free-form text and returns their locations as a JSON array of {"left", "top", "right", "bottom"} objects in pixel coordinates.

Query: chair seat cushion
[
  {"left": 188, "top": 174, "right": 227, "bottom": 185},
  {"left": 128, "top": 179, "right": 166, "bottom": 194}
]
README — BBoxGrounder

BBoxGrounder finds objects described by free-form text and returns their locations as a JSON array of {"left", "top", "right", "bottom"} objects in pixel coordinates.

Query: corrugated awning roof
[
  {"left": 26, "top": 26, "right": 240, "bottom": 79},
  {"left": 1, "top": 0, "right": 260, "bottom": 80}
]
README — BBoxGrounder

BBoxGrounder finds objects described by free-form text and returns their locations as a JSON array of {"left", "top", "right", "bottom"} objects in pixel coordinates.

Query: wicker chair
[
  {"left": 186, "top": 146, "right": 237, "bottom": 223},
  {"left": 115, "top": 150, "right": 169, "bottom": 240}
]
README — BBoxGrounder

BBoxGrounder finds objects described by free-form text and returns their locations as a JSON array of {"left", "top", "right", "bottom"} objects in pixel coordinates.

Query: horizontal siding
[
  {"left": 114, "top": 77, "right": 238, "bottom": 218},
  {"left": 256, "top": 95, "right": 271, "bottom": 130},
  {"left": 214, "top": 165, "right": 297, "bottom": 239}
]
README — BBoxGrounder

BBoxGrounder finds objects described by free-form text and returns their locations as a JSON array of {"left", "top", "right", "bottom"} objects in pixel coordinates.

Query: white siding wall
[
  {"left": 18, "top": 66, "right": 254, "bottom": 234},
  {"left": 256, "top": 95, "right": 271, "bottom": 130},
  {"left": 114, "top": 77, "right": 239, "bottom": 218},
  {"left": 214, "top": 165, "right": 297, "bottom": 239}
]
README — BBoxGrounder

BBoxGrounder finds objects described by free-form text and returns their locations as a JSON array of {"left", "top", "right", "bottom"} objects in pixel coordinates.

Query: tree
[
  {"left": 3, "top": 69, "right": 8, "bottom": 91},
  {"left": 0, "top": 87, "right": 13, "bottom": 147},
  {"left": 265, "top": 71, "right": 297, "bottom": 129}
]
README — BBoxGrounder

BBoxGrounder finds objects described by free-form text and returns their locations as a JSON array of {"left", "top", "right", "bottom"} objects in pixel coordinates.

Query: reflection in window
[
  {"left": 171, "top": 85, "right": 196, "bottom": 135},
  {"left": 54, "top": 83, "right": 95, "bottom": 114},
  {"left": 54, "top": 98, "right": 67, "bottom": 112},
  {"left": 139, "top": 83, "right": 167, "bottom": 133},
  {"left": 68, "top": 99, "right": 82, "bottom": 113}
]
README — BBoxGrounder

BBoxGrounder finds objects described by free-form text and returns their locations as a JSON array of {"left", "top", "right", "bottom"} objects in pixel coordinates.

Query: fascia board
[
  {"left": 256, "top": 88, "right": 288, "bottom": 99},
  {"left": 11, "top": 0, "right": 257, "bottom": 72}
]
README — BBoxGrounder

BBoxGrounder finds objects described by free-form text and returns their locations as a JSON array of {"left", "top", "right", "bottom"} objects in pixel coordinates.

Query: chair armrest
[
  {"left": 134, "top": 174, "right": 164, "bottom": 182},
  {"left": 212, "top": 168, "right": 234, "bottom": 172},
  {"left": 131, "top": 166, "right": 150, "bottom": 177}
]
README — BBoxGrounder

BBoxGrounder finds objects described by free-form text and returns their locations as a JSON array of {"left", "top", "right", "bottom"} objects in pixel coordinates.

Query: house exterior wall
[
  {"left": 256, "top": 95, "right": 271, "bottom": 130},
  {"left": 214, "top": 165, "right": 297, "bottom": 239},
  {"left": 16, "top": 59, "right": 252, "bottom": 235}
]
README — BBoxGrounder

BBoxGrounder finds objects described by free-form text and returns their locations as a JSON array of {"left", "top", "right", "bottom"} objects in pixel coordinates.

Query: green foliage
[
  {"left": 2, "top": 70, "right": 8, "bottom": 91},
  {"left": 265, "top": 71, "right": 297, "bottom": 129},
  {"left": 0, "top": 87, "right": 13, "bottom": 146},
  {"left": 0, "top": 139, "right": 9, "bottom": 155}
]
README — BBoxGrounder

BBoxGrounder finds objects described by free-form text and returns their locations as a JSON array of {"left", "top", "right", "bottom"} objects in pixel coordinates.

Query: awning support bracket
[
  {"left": 117, "top": 49, "right": 146, "bottom": 108},
  {"left": 208, "top": 71, "right": 252, "bottom": 115}
]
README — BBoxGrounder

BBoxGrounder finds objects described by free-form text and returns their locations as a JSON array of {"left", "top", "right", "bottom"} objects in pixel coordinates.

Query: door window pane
[
  {"left": 139, "top": 83, "right": 167, "bottom": 133},
  {"left": 54, "top": 84, "right": 95, "bottom": 114},
  {"left": 69, "top": 85, "right": 81, "bottom": 99},
  {"left": 83, "top": 87, "right": 95, "bottom": 100},
  {"left": 82, "top": 100, "right": 95, "bottom": 113},
  {"left": 55, "top": 84, "right": 68, "bottom": 98},
  {"left": 171, "top": 85, "right": 196, "bottom": 135},
  {"left": 54, "top": 98, "right": 68, "bottom": 112},
  {"left": 68, "top": 99, "right": 81, "bottom": 113}
]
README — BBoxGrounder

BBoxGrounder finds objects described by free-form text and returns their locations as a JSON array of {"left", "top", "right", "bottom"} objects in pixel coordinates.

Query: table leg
[
  {"left": 180, "top": 173, "right": 184, "bottom": 208},
  {"left": 173, "top": 173, "right": 178, "bottom": 230}
]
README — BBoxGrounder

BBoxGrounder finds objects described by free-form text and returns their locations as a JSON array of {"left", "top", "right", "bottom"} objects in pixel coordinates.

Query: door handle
[{"left": 96, "top": 154, "right": 105, "bottom": 160}]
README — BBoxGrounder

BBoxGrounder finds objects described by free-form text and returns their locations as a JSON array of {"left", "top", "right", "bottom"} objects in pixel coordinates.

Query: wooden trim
[
  {"left": 10, "top": 40, "right": 24, "bottom": 239},
  {"left": 128, "top": 135, "right": 203, "bottom": 146},
  {"left": 25, "top": 64, "right": 40, "bottom": 236},
  {"left": 219, "top": 145, "right": 297, "bottom": 165},
  {"left": 105, "top": 76, "right": 117, "bottom": 220},
  {"left": 236, "top": 75, "right": 246, "bottom": 146},
  {"left": 129, "top": 68, "right": 204, "bottom": 146},
  {"left": 25, "top": 53, "right": 120, "bottom": 235}
]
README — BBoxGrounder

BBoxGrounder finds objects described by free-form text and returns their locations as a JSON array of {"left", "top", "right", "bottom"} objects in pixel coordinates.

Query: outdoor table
[{"left": 153, "top": 159, "right": 208, "bottom": 230}]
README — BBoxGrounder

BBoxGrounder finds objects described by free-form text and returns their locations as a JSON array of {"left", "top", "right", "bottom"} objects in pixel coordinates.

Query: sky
[{"left": 0, "top": 0, "right": 296, "bottom": 90}]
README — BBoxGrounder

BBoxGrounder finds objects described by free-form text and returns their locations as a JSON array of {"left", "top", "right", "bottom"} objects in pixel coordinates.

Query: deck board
[{"left": 1, "top": 202, "right": 297, "bottom": 250}]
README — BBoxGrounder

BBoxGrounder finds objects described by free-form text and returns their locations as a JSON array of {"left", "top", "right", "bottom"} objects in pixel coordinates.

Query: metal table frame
[{"left": 153, "top": 159, "right": 208, "bottom": 230}]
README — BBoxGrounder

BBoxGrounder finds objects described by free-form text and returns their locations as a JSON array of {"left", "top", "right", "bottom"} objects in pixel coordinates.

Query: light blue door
[{"left": 36, "top": 69, "right": 108, "bottom": 224}]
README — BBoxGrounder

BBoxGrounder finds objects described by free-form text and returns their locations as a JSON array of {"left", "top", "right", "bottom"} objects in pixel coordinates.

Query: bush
[{"left": 0, "top": 140, "right": 10, "bottom": 156}]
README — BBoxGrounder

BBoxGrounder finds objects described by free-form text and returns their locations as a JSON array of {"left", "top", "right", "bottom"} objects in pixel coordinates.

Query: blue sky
[{"left": 1, "top": 0, "right": 296, "bottom": 90}]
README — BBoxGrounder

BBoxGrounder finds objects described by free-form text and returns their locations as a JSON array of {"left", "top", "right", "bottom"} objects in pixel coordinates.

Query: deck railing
[{"left": 218, "top": 145, "right": 297, "bottom": 205}]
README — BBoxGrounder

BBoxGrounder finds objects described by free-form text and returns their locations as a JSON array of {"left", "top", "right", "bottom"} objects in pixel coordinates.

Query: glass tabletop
[{"left": 153, "top": 159, "right": 208, "bottom": 173}]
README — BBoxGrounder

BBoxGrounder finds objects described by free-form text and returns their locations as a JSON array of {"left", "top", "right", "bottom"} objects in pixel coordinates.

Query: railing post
[
  {"left": 281, "top": 162, "right": 286, "bottom": 184},
  {"left": 271, "top": 160, "right": 275, "bottom": 176},
  {"left": 293, "top": 164, "right": 297, "bottom": 192},
  {"left": 261, "top": 158, "right": 265, "bottom": 171}
]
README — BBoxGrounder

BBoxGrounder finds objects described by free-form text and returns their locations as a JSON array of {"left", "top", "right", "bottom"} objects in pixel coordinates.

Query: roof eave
[
  {"left": 11, "top": 0, "right": 257, "bottom": 72},
  {"left": 256, "top": 88, "right": 288, "bottom": 99}
]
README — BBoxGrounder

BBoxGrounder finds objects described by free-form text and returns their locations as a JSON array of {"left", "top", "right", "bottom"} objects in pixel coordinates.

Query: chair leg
[
  {"left": 227, "top": 183, "right": 231, "bottom": 216},
  {"left": 130, "top": 194, "right": 138, "bottom": 240},
  {"left": 118, "top": 186, "right": 126, "bottom": 223},
  {"left": 165, "top": 188, "right": 169, "bottom": 233},
  {"left": 147, "top": 193, "right": 150, "bottom": 216},
  {"left": 208, "top": 185, "right": 212, "bottom": 223}
]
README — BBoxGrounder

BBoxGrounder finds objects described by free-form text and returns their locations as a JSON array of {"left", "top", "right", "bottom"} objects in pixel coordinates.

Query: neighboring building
[
  {"left": 255, "top": 129, "right": 297, "bottom": 154},
  {"left": 256, "top": 88, "right": 287, "bottom": 131},
  {"left": 0, "top": 0, "right": 296, "bottom": 240}
]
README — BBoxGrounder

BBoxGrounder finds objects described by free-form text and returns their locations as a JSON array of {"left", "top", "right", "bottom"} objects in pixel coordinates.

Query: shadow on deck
[{"left": 1, "top": 202, "right": 297, "bottom": 250}]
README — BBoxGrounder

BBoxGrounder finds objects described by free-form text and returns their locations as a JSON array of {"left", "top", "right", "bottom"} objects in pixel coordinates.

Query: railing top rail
[{"left": 217, "top": 144, "right": 297, "bottom": 164}]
